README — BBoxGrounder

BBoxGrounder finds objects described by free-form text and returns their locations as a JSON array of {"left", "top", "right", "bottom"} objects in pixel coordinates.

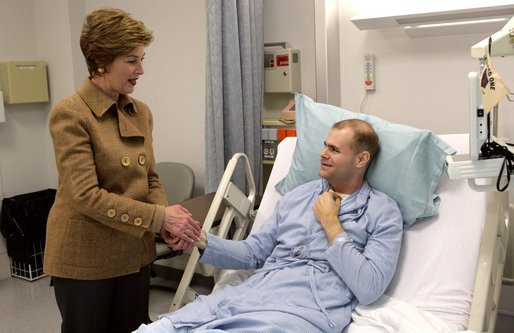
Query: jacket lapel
[
  {"left": 117, "top": 103, "right": 144, "bottom": 138},
  {"left": 77, "top": 79, "right": 144, "bottom": 139}
]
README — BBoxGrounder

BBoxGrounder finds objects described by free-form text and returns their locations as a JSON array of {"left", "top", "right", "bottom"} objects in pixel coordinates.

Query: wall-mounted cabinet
[
  {"left": 0, "top": 61, "right": 49, "bottom": 104},
  {"left": 264, "top": 44, "right": 301, "bottom": 93}
]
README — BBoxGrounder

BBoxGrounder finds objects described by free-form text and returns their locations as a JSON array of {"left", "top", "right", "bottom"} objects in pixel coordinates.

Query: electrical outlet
[{"left": 364, "top": 54, "right": 375, "bottom": 91}]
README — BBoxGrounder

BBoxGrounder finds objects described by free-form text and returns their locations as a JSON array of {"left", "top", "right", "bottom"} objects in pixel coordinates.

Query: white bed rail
[
  {"left": 170, "top": 153, "right": 257, "bottom": 311},
  {"left": 468, "top": 191, "right": 510, "bottom": 333}
]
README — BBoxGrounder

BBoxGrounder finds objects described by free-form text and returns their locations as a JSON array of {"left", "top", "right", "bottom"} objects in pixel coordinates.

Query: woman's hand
[{"left": 160, "top": 205, "right": 201, "bottom": 249}]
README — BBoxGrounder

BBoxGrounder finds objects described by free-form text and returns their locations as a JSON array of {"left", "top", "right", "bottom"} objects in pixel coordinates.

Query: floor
[
  {"left": 1, "top": 272, "right": 513, "bottom": 333},
  {"left": 0, "top": 276, "right": 61, "bottom": 333},
  {"left": 0, "top": 269, "right": 212, "bottom": 333}
]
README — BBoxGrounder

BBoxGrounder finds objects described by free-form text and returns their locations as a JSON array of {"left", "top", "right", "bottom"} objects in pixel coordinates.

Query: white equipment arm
[
  {"left": 472, "top": 16, "right": 514, "bottom": 59},
  {"left": 447, "top": 15, "right": 514, "bottom": 191}
]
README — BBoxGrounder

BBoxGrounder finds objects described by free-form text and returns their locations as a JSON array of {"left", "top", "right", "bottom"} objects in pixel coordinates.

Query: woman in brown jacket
[{"left": 44, "top": 8, "right": 201, "bottom": 333}]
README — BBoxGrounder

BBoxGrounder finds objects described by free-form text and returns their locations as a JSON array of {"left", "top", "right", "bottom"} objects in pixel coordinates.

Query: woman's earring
[{"left": 97, "top": 68, "right": 105, "bottom": 74}]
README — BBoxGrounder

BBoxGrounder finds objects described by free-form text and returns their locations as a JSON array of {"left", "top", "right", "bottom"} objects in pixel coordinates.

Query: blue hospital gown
[{"left": 137, "top": 179, "right": 403, "bottom": 333}]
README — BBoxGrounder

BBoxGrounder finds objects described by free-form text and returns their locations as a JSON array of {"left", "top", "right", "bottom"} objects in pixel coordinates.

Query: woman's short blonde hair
[{"left": 80, "top": 8, "right": 154, "bottom": 76}]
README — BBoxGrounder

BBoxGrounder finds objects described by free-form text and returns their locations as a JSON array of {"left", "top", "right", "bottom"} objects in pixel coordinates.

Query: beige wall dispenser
[{"left": 0, "top": 61, "right": 49, "bottom": 104}]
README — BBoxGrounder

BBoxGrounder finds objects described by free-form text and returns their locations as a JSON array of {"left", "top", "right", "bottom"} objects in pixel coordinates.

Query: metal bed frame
[
  {"left": 468, "top": 191, "right": 511, "bottom": 332},
  {"left": 169, "top": 153, "right": 257, "bottom": 311}
]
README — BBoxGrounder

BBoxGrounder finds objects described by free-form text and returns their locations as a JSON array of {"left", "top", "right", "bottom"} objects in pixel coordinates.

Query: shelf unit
[{"left": 261, "top": 118, "right": 295, "bottom": 188}]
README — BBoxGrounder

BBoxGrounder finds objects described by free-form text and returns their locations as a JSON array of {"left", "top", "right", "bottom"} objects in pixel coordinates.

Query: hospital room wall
[
  {"left": 8, "top": 0, "right": 502, "bottom": 206},
  {"left": 0, "top": 0, "right": 206, "bottom": 278},
  {"left": 0, "top": 0, "right": 55, "bottom": 279},
  {"left": 0, "top": 0, "right": 55, "bottom": 200},
  {"left": 1, "top": 0, "right": 513, "bottom": 275},
  {"left": 2, "top": 1, "right": 513, "bottom": 220},
  {"left": 0, "top": 0, "right": 206, "bottom": 199},
  {"left": 82, "top": 0, "right": 207, "bottom": 196},
  {"left": 337, "top": 1, "right": 514, "bottom": 141},
  {"left": 336, "top": 0, "right": 514, "bottom": 311}
]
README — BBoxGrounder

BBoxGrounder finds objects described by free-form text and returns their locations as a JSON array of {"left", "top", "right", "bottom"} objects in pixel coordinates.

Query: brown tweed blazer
[{"left": 44, "top": 79, "right": 167, "bottom": 280}]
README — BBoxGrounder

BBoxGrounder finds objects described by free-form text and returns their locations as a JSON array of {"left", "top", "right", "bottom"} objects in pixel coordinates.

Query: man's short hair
[{"left": 331, "top": 119, "right": 379, "bottom": 163}]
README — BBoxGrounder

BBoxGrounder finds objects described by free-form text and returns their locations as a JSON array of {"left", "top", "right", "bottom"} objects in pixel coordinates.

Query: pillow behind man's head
[{"left": 275, "top": 94, "right": 456, "bottom": 227}]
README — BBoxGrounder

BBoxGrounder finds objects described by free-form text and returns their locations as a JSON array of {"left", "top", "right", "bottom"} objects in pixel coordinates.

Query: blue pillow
[{"left": 275, "top": 94, "right": 456, "bottom": 226}]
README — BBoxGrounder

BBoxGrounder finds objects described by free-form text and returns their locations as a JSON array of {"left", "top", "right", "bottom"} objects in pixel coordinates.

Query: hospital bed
[
  {"left": 207, "top": 133, "right": 510, "bottom": 333},
  {"left": 170, "top": 153, "right": 257, "bottom": 311}
]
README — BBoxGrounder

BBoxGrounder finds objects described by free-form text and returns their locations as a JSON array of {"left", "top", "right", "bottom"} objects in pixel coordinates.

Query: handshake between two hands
[{"left": 159, "top": 204, "right": 207, "bottom": 251}]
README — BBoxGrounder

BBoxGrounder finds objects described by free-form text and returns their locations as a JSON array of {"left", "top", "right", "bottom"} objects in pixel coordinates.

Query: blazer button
[
  {"left": 121, "top": 156, "right": 130, "bottom": 167},
  {"left": 134, "top": 217, "right": 143, "bottom": 226},
  {"left": 107, "top": 209, "right": 116, "bottom": 218},
  {"left": 121, "top": 214, "right": 130, "bottom": 223},
  {"left": 138, "top": 155, "right": 146, "bottom": 166}
]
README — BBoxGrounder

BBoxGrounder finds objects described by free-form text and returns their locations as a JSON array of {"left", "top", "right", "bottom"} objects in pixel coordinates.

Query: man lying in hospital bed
[
  {"left": 140, "top": 93, "right": 507, "bottom": 332},
  {"left": 137, "top": 118, "right": 403, "bottom": 332}
]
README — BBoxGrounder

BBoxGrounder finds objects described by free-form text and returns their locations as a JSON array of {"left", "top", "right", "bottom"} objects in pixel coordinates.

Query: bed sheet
[
  {"left": 344, "top": 294, "right": 476, "bottom": 333},
  {"left": 248, "top": 134, "right": 486, "bottom": 330},
  {"left": 385, "top": 134, "right": 486, "bottom": 330}
]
